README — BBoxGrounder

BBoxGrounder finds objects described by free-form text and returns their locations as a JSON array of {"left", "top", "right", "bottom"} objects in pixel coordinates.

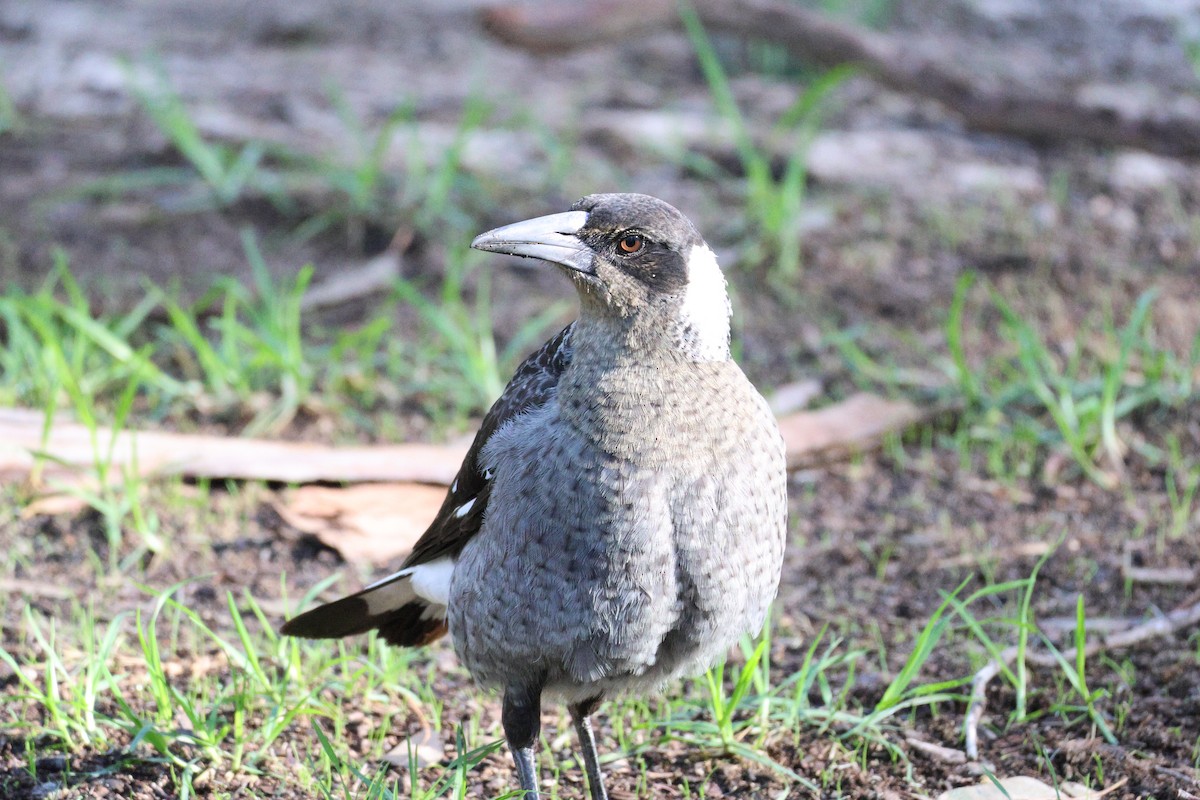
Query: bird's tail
[{"left": 281, "top": 559, "right": 453, "bottom": 647}]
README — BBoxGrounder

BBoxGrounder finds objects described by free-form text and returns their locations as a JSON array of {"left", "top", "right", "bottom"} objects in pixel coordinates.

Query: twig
[
  {"left": 4, "top": 392, "right": 936, "bottom": 495},
  {"left": 299, "top": 248, "right": 402, "bottom": 313},
  {"left": 300, "top": 229, "right": 411, "bottom": 313},
  {"left": 0, "top": 410, "right": 468, "bottom": 488},
  {"left": 1122, "top": 565, "right": 1197, "bottom": 585},
  {"left": 1120, "top": 541, "right": 1198, "bottom": 586},
  {"left": 904, "top": 735, "right": 966, "bottom": 764},
  {"left": 1154, "top": 765, "right": 1199, "bottom": 788},
  {"left": 964, "top": 597, "right": 1200, "bottom": 759},
  {"left": 0, "top": 578, "right": 76, "bottom": 600}
]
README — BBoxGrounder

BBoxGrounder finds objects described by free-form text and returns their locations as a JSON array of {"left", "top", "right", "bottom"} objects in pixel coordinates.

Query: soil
[{"left": 2, "top": 0, "right": 1200, "bottom": 798}]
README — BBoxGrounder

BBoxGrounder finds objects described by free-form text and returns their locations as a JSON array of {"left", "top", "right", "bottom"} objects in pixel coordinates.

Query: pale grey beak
[{"left": 471, "top": 210, "right": 593, "bottom": 275}]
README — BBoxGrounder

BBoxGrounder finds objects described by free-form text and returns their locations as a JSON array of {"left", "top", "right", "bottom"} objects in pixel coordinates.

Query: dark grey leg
[
  {"left": 502, "top": 680, "right": 544, "bottom": 799},
  {"left": 569, "top": 696, "right": 608, "bottom": 800}
]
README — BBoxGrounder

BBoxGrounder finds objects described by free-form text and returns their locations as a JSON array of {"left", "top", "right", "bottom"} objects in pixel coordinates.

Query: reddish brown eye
[{"left": 618, "top": 234, "right": 644, "bottom": 254}]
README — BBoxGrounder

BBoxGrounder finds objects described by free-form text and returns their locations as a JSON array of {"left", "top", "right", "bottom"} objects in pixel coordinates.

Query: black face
[
  {"left": 571, "top": 194, "right": 702, "bottom": 295},
  {"left": 577, "top": 227, "right": 688, "bottom": 293}
]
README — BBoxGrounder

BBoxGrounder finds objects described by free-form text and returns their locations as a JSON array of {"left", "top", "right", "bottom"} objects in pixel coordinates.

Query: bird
[{"left": 281, "top": 193, "right": 787, "bottom": 800}]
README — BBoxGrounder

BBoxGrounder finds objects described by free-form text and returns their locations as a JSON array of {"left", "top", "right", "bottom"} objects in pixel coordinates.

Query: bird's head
[{"left": 471, "top": 193, "right": 731, "bottom": 361}]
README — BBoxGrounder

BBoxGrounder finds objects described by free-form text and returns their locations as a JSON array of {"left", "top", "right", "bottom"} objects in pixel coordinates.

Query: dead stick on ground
[
  {"left": 2, "top": 392, "right": 938, "bottom": 492},
  {"left": 964, "top": 596, "right": 1200, "bottom": 759},
  {"left": 481, "top": 0, "right": 1200, "bottom": 157}
]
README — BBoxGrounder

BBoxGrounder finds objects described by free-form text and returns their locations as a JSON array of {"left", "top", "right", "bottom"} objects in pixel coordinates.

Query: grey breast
[{"left": 447, "top": 357, "right": 786, "bottom": 697}]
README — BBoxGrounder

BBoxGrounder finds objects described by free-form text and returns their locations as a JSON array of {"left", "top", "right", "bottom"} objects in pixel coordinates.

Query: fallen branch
[
  {"left": 0, "top": 408, "right": 467, "bottom": 488},
  {"left": 776, "top": 392, "right": 934, "bottom": 470},
  {"left": 481, "top": 0, "right": 1200, "bottom": 157},
  {"left": 3, "top": 391, "right": 937, "bottom": 496},
  {"left": 6, "top": 389, "right": 938, "bottom": 557},
  {"left": 964, "top": 597, "right": 1200, "bottom": 759}
]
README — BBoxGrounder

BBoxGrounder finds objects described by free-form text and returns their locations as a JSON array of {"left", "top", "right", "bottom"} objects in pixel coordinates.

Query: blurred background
[
  {"left": 2, "top": 0, "right": 1199, "bottom": 798},
  {"left": 3, "top": 0, "right": 1200, "bottom": 432}
]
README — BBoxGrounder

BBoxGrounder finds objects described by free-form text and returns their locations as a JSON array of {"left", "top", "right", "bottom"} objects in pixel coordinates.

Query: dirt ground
[
  {"left": 2, "top": 443, "right": 1198, "bottom": 799},
  {"left": 2, "top": 0, "right": 1200, "bottom": 798}
]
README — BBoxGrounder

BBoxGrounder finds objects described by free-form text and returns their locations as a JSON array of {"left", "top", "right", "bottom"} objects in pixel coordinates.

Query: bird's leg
[
  {"left": 502, "top": 679, "right": 545, "bottom": 799},
  {"left": 569, "top": 696, "right": 608, "bottom": 800}
]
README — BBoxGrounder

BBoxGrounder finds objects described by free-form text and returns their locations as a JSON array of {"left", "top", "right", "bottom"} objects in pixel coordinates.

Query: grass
[
  {"left": 827, "top": 268, "right": 1200, "bottom": 505},
  {"left": 0, "top": 241, "right": 556, "bottom": 446},
  {"left": 0, "top": 78, "right": 21, "bottom": 137},
  {"left": 9, "top": 67, "right": 545, "bottom": 443},
  {"left": 1, "top": 244, "right": 1192, "bottom": 795},
  {"left": 71, "top": 66, "right": 491, "bottom": 254},
  {"left": 288, "top": 89, "right": 492, "bottom": 249},
  {"left": 0, "top": 577, "right": 450, "bottom": 798},
  {"left": 3, "top": 43, "right": 1197, "bottom": 798},
  {"left": 163, "top": 229, "right": 316, "bottom": 436},
  {"left": 391, "top": 245, "right": 570, "bottom": 415},
  {"left": 1041, "top": 595, "right": 1118, "bottom": 745},
  {"left": 680, "top": 5, "right": 854, "bottom": 282},
  {"left": 0, "top": 577, "right": 1077, "bottom": 797},
  {"left": 939, "top": 272, "right": 1200, "bottom": 490},
  {"left": 126, "top": 67, "right": 280, "bottom": 211}
]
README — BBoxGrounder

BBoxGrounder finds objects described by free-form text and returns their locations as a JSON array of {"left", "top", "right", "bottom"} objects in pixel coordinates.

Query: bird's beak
[{"left": 471, "top": 211, "right": 593, "bottom": 275}]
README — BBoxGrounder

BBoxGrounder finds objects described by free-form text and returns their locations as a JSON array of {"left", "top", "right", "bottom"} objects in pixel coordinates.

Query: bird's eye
[{"left": 617, "top": 234, "right": 644, "bottom": 254}]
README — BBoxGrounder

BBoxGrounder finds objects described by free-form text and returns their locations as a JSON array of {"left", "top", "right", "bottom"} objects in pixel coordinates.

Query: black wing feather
[
  {"left": 401, "top": 323, "right": 574, "bottom": 567},
  {"left": 282, "top": 324, "right": 574, "bottom": 644}
]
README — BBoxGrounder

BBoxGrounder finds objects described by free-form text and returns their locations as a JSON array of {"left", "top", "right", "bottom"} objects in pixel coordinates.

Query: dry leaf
[
  {"left": 383, "top": 726, "right": 445, "bottom": 769},
  {"left": 274, "top": 483, "right": 446, "bottom": 563}
]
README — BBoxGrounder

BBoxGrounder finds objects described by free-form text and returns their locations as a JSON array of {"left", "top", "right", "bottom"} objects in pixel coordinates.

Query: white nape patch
[
  {"left": 453, "top": 497, "right": 476, "bottom": 518},
  {"left": 408, "top": 557, "right": 455, "bottom": 606},
  {"left": 679, "top": 243, "right": 732, "bottom": 360}
]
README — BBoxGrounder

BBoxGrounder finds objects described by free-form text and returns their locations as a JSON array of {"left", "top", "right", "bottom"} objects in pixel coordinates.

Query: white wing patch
[
  {"left": 409, "top": 557, "right": 455, "bottom": 606},
  {"left": 362, "top": 569, "right": 417, "bottom": 616},
  {"left": 361, "top": 557, "right": 456, "bottom": 615}
]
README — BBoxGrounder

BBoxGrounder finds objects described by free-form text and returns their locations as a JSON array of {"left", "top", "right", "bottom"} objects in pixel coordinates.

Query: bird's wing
[
  {"left": 402, "top": 322, "right": 574, "bottom": 567},
  {"left": 280, "top": 323, "right": 574, "bottom": 645}
]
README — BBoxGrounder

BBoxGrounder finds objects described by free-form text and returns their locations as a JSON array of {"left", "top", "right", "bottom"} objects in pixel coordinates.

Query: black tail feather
[{"left": 282, "top": 597, "right": 446, "bottom": 646}]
